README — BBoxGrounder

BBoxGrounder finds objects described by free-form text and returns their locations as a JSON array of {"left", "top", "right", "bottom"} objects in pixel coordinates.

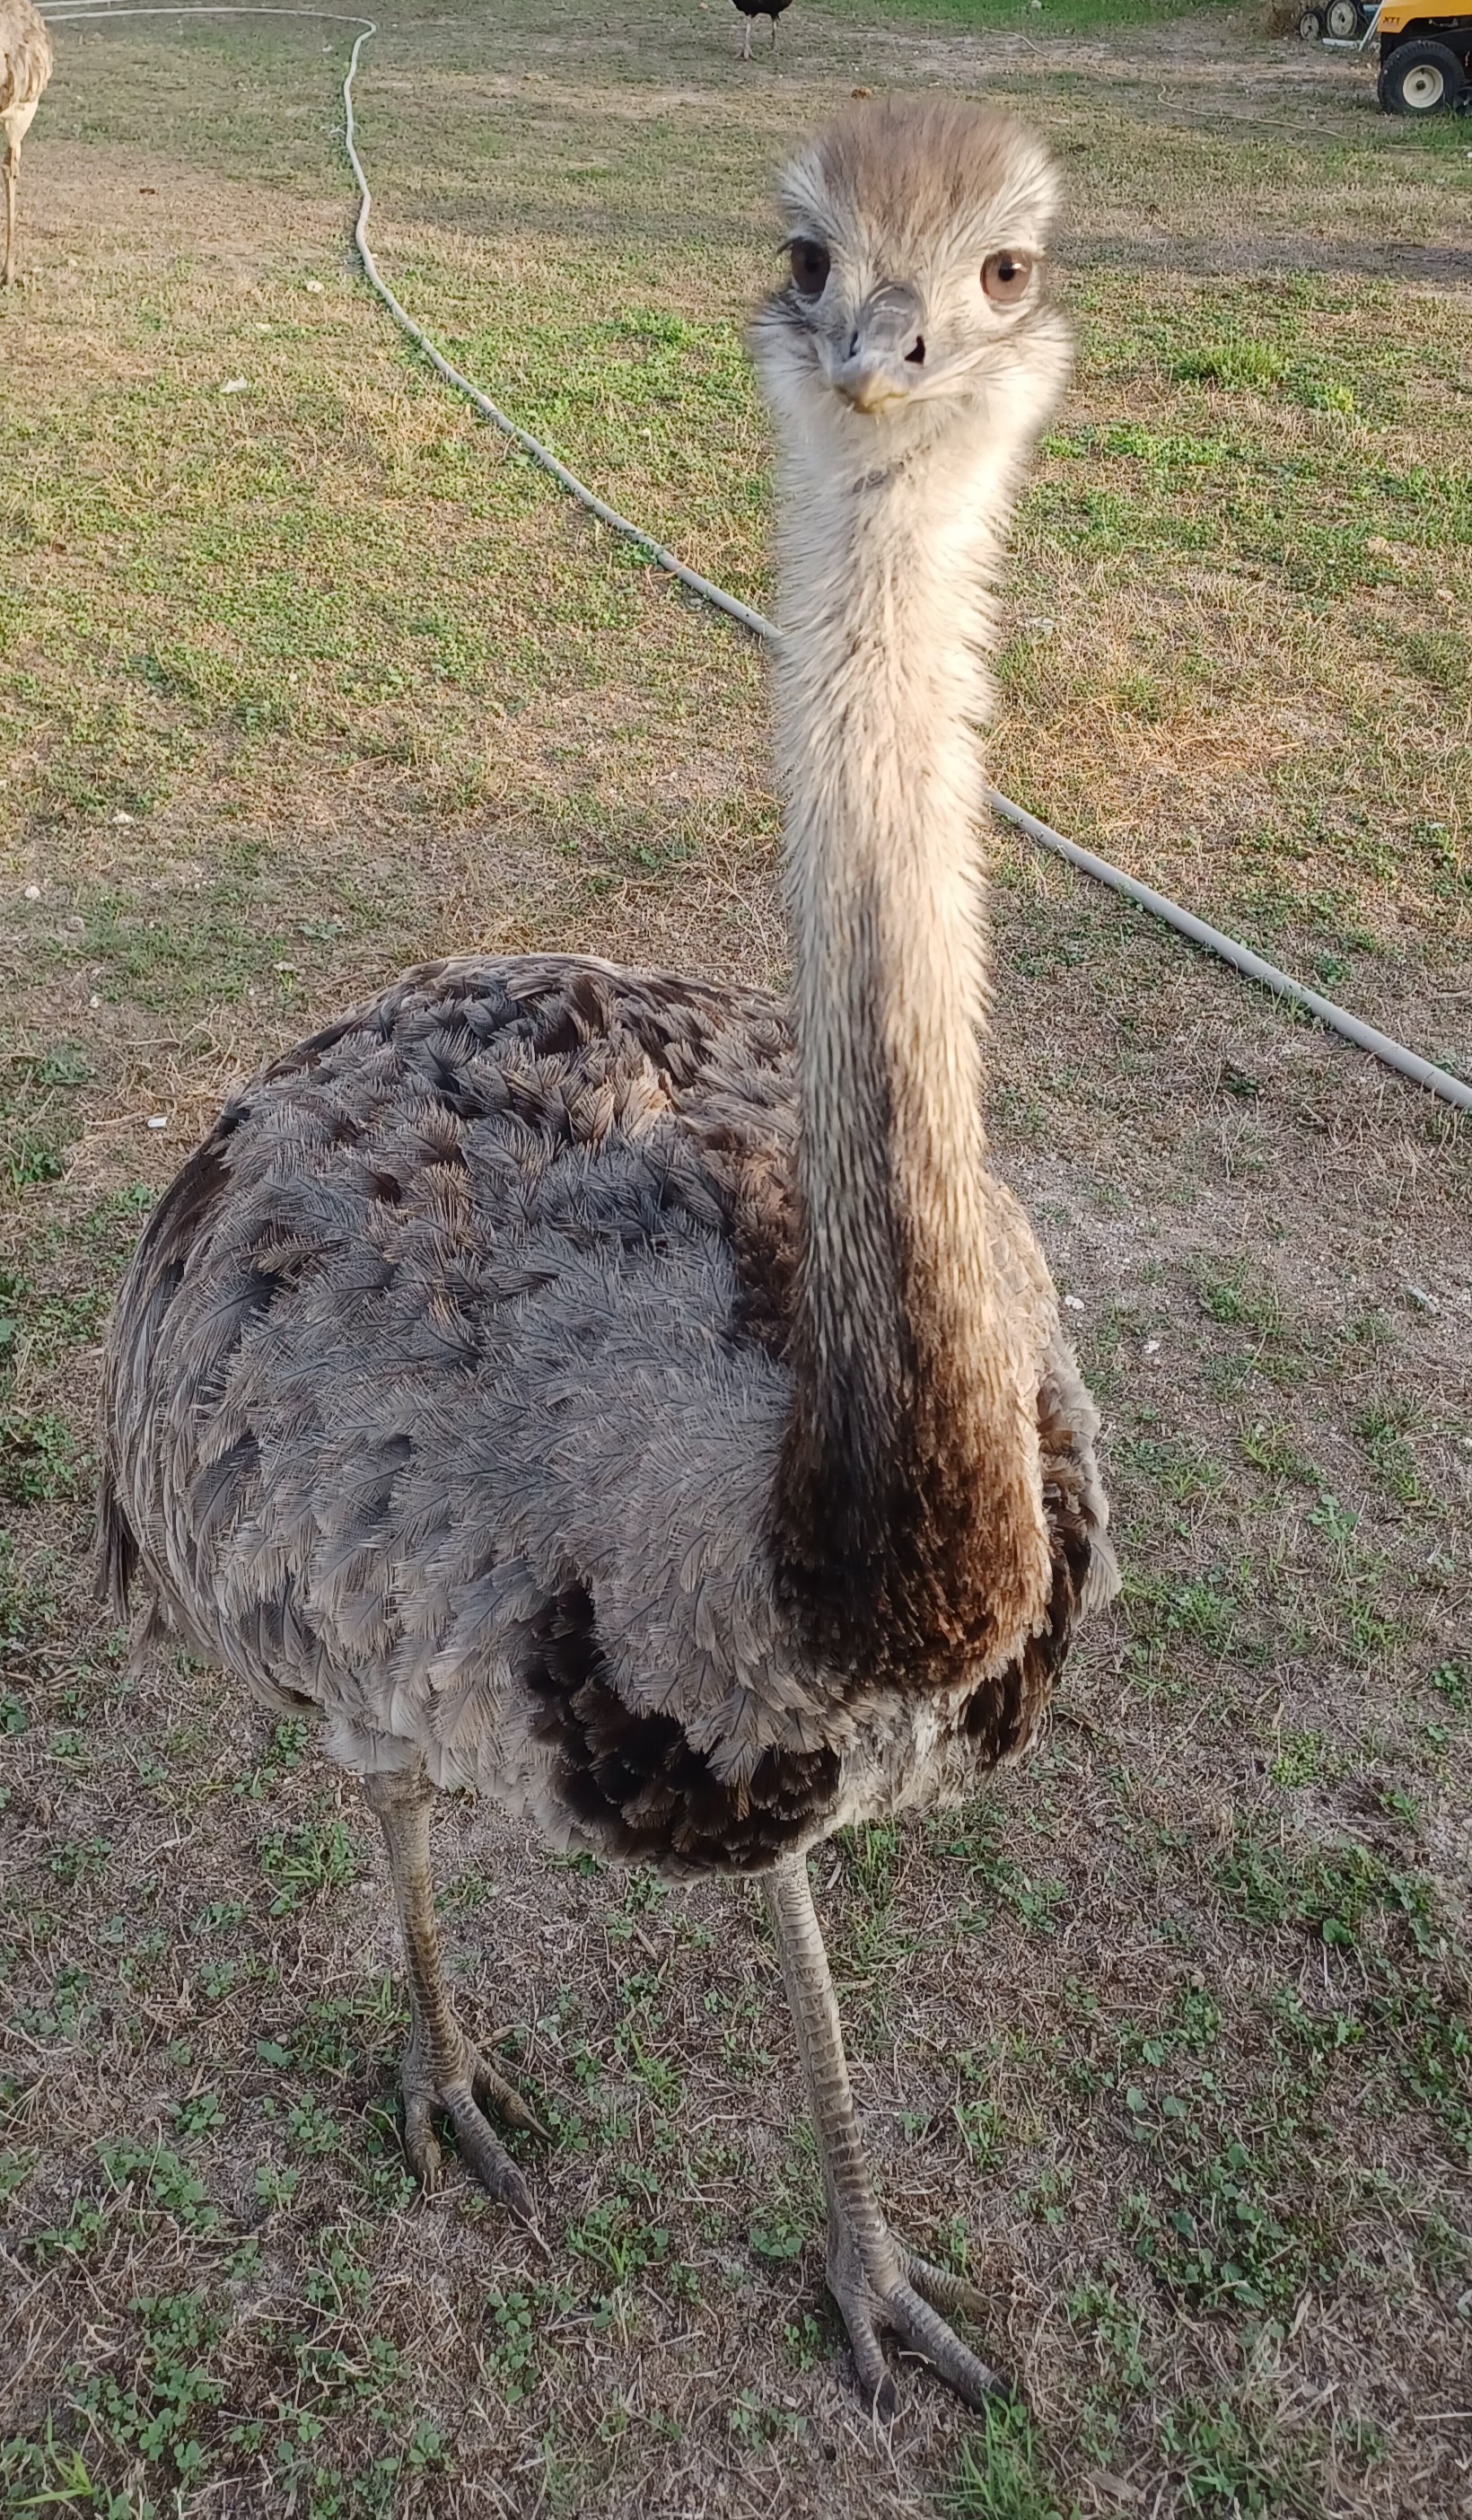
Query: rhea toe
[{"left": 101, "top": 98, "right": 1116, "bottom": 2418}]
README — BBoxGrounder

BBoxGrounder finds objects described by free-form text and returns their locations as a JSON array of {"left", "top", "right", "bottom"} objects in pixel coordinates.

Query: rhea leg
[
  {"left": 3, "top": 140, "right": 18, "bottom": 290},
  {"left": 740, "top": 13, "right": 752, "bottom": 60},
  {"left": 766, "top": 1852, "right": 1003, "bottom": 2416},
  {"left": 363, "top": 1763, "right": 547, "bottom": 2217}
]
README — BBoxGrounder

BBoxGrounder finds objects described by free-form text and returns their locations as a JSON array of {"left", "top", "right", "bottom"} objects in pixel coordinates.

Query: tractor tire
[
  {"left": 1297, "top": 8, "right": 1324, "bottom": 37},
  {"left": 1326, "top": 0, "right": 1358, "bottom": 34},
  {"left": 1379, "top": 39, "right": 1465, "bottom": 114}
]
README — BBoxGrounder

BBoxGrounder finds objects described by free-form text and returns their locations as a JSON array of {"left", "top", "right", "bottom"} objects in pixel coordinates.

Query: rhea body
[
  {"left": 102, "top": 100, "right": 1115, "bottom": 2413},
  {"left": 1, "top": 0, "right": 52, "bottom": 287}
]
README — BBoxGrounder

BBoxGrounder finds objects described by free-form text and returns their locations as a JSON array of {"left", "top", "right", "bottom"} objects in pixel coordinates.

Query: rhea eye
[
  {"left": 982, "top": 250, "right": 1033, "bottom": 306},
  {"left": 789, "top": 239, "right": 831, "bottom": 298}
]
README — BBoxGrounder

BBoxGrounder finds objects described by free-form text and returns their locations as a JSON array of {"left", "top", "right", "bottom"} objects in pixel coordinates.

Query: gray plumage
[
  {"left": 101, "top": 98, "right": 1117, "bottom": 2415},
  {"left": 102, "top": 953, "right": 1107, "bottom": 1863}
]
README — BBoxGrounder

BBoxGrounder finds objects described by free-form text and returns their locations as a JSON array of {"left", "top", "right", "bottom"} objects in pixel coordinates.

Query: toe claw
[
  {"left": 827, "top": 2227, "right": 1007, "bottom": 2415},
  {"left": 471, "top": 2052, "right": 550, "bottom": 2143},
  {"left": 885, "top": 2279, "right": 1003, "bottom": 2409},
  {"left": 459, "top": 2130, "right": 534, "bottom": 2220},
  {"left": 402, "top": 2091, "right": 444, "bottom": 2192},
  {"left": 501, "top": 2164, "right": 536, "bottom": 2224},
  {"left": 900, "top": 2247, "right": 989, "bottom": 2323},
  {"left": 836, "top": 2289, "right": 897, "bottom": 2419},
  {"left": 396, "top": 2034, "right": 546, "bottom": 2219}
]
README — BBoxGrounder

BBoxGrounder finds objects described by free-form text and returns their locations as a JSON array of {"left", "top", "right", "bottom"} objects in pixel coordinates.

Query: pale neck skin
[{"left": 764, "top": 362, "right": 1065, "bottom": 1678}]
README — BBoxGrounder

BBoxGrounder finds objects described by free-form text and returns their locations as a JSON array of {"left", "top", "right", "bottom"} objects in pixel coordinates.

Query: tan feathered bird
[
  {"left": 1, "top": 0, "right": 51, "bottom": 286},
  {"left": 101, "top": 98, "right": 1116, "bottom": 2416}
]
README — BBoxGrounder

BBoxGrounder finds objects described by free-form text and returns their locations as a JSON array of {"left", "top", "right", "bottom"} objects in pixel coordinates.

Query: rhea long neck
[{"left": 770, "top": 400, "right": 1051, "bottom": 1680}]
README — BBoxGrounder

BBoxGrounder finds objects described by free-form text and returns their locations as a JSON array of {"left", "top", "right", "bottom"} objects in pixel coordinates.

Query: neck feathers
[{"left": 770, "top": 409, "right": 1052, "bottom": 1682}]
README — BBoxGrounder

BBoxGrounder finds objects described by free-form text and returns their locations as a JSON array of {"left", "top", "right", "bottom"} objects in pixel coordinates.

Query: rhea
[
  {"left": 102, "top": 98, "right": 1115, "bottom": 2415},
  {"left": 1, "top": 0, "right": 52, "bottom": 288},
  {"left": 732, "top": 0, "right": 792, "bottom": 63}
]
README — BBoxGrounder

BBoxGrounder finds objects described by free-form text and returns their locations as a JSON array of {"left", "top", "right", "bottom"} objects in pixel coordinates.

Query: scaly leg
[
  {"left": 363, "top": 1764, "right": 547, "bottom": 2218},
  {"left": 766, "top": 1852, "right": 1004, "bottom": 2417},
  {"left": 4, "top": 144, "right": 17, "bottom": 291},
  {"left": 770, "top": 10, "right": 778, "bottom": 45},
  {"left": 740, "top": 14, "right": 751, "bottom": 59}
]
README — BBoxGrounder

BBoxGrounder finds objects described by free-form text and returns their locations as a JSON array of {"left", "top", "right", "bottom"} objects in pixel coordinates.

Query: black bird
[{"left": 733, "top": 0, "right": 791, "bottom": 61}]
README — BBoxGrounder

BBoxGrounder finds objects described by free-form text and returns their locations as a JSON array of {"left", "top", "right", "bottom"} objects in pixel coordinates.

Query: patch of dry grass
[{"left": 1, "top": 3, "right": 1469, "bottom": 2515}]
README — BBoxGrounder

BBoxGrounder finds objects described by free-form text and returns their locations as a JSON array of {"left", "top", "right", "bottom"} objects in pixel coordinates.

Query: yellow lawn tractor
[{"left": 1298, "top": 2, "right": 1472, "bottom": 113}]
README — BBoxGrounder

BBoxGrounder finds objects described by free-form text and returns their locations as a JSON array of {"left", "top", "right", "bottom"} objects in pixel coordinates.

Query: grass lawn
[{"left": 1, "top": 1, "right": 1469, "bottom": 2513}]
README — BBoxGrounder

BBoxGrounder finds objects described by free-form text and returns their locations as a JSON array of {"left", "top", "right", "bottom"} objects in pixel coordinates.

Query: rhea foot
[
  {"left": 827, "top": 2206, "right": 1004, "bottom": 2418},
  {"left": 765, "top": 1854, "right": 1010, "bottom": 2416},
  {"left": 398, "top": 2011, "right": 548, "bottom": 2220},
  {"left": 361, "top": 1764, "right": 549, "bottom": 2222}
]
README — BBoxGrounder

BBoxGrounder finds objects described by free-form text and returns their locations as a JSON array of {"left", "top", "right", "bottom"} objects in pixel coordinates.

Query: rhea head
[{"left": 750, "top": 97, "right": 1072, "bottom": 461}]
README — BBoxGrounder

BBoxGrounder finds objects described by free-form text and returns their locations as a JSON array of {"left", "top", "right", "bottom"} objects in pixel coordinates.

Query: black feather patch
[{"left": 521, "top": 1584, "right": 838, "bottom": 1874}]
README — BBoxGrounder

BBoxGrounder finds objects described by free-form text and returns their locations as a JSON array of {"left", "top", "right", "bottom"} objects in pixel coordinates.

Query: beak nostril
[{"left": 905, "top": 335, "right": 926, "bottom": 366}]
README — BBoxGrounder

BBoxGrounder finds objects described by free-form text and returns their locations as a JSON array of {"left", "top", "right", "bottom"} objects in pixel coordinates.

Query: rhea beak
[{"left": 831, "top": 281, "right": 925, "bottom": 414}]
